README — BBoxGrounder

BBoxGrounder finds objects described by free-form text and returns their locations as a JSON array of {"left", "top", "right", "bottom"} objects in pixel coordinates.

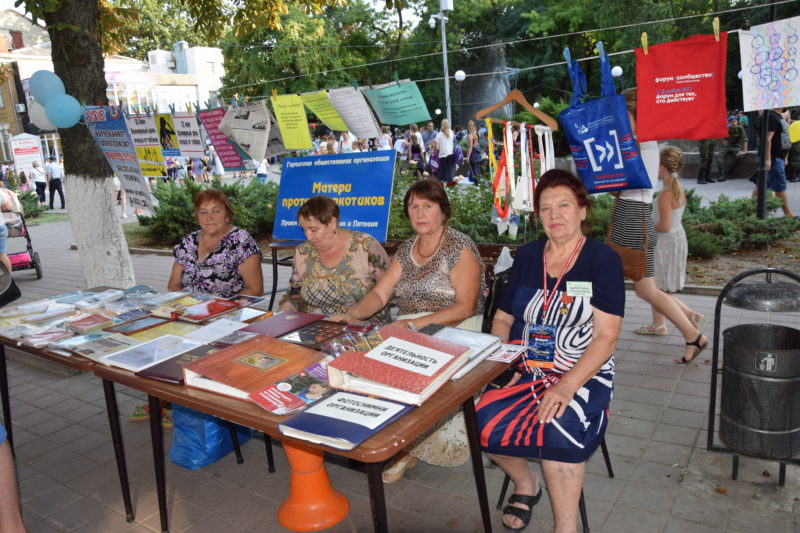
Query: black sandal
[
  {"left": 501, "top": 488, "right": 543, "bottom": 532},
  {"left": 679, "top": 334, "right": 708, "bottom": 364}
]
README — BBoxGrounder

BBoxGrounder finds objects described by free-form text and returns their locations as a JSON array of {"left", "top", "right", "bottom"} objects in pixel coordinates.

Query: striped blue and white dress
[{"left": 477, "top": 238, "right": 625, "bottom": 463}]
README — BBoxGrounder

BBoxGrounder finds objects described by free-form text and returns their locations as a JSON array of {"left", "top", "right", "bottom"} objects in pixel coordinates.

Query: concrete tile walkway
[{"left": 4, "top": 180, "right": 800, "bottom": 532}]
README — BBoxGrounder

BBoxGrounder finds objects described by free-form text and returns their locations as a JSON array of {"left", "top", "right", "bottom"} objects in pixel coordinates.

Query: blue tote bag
[{"left": 558, "top": 43, "right": 651, "bottom": 193}]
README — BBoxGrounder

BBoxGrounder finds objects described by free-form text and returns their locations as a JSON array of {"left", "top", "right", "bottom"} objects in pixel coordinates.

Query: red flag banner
[{"left": 636, "top": 33, "right": 728, "bottom": 141}]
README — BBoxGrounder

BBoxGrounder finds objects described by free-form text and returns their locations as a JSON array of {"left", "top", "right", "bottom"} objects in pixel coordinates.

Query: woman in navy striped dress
[{"left": 477, "top": 170, "right": 624, "bottom": 532}]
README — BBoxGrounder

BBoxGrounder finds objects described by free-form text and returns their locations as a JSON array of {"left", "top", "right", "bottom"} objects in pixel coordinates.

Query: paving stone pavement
[{"left": 3, "top": 183, "right": 800, "bottom": 533}]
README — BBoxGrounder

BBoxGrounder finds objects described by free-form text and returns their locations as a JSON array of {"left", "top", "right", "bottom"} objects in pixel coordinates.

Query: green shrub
[{"left": 17, "top": 190, "right": 47, "bottom": 218}]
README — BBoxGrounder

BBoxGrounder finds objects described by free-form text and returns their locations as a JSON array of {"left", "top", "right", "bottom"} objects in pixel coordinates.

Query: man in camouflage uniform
[
  {"left": 697, "top": 138, "right": 718, "bottom": 184},
  {"left": 715, "top": 116, "right": 748, "bottom": 181}
]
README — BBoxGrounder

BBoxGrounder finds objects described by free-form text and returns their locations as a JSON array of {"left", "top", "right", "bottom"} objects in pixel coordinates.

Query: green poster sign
[{"left": 362, "top": 82, "right": 431, "bottom": 125}]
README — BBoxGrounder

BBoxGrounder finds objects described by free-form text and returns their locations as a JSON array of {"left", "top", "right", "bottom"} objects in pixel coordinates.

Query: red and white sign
[
  {"left": 10, "top": 133, "right": 43, "bottom": 178},
  {"left": 635, "top": 33, "right": 728, "bottom": 141}
]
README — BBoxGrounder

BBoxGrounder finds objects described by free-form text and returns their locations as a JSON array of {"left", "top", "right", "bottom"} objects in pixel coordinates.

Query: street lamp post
[
  {"left": 429, "top": 0, "right": 454, "bottom": 124},
  {"left": 454, "top": 70, "right": 466, "bottom": 127}
]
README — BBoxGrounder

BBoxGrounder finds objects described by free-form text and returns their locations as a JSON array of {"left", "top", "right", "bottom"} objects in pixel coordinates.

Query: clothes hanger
[{"left": 474, "top": 89, "right": 559, "bottom": 131}]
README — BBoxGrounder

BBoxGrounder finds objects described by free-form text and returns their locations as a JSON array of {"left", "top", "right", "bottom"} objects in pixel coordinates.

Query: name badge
[
  {"left": 525, "top": 324, "right": 557, "bottom": 369},
  {"left": 566, "top": 281, "right": 592, "bottom": 298}
]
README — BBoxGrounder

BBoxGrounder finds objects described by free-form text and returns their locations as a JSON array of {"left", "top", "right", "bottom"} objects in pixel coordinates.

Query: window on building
[{"left": 9, "top": 31, "right": 23, "bottom": 50}]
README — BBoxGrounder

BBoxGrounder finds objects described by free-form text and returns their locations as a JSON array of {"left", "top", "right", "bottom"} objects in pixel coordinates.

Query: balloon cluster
[{"left": 28, "top": 70, "right": 82, "bottom": 129}]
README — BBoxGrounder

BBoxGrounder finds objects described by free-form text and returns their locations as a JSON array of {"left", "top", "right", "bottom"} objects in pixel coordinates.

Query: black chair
[{"left": 495, "top": 438, "right": 614, "bottom": 533}]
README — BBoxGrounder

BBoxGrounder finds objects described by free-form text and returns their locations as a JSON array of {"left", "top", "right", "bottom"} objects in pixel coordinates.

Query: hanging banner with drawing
[
  {"left": 326, "top": 86, "right": 381, "bottom": 140},
  {"left": 636, "top": 33, "right": 728, "bottom": 141},
  {"left": 274, "top": 151, "right": 396, "bottom": 242},
  {"left": 155, "top": 113, "right": 180, "bottom": 158},
  {"left": 84, "top": 106, "right": 154, "bottom": 215},
  {"left": 271, "top": 94, "right": 313, "bottom": 150},
  {"left": 739, "top": 16, "right": 800, "bottom": 111},
  {"left": 301, "top": 91, "right": 349, "bottom": 132},
  {"left": 123, "top": 114, "right": 167, "bottom": 177},
  {"left": 362, "top": 81, "right": 431, "bottom": 125}
]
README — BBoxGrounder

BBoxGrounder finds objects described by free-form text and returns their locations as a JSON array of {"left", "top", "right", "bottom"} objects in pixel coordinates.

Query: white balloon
[
  {"left": 611, "top": 66, "right": 623, "bottom": 77},
  {"left": 28, "top": 99, "right": 56, "bottom": 131},
  {"left": 738, "top": 71, "right": 743, "bottom": 79}
]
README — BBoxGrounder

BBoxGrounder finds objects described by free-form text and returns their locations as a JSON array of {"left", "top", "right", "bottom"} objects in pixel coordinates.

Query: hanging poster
[
  {"left": 173, "top": 112, "right": 205, "bottom": 159},
  {"left": 362, "top": 81, "right": 431, "bottom": 125},
  {"left": 301, "top": 91, "right": 349, "bottom": 131},
  {"left": 196, "top": 108, "right": 248, "bottom": 172},
  {"left": 123, "top": 114, "right": 167, "bottom": 177},
  {"left": 326, "top": 86, "right": 381, "bottom": 139},
  {"left": 218, "top": 101, "right": 271, "bottom": 161},
  {"left": 271, "top": 94, "right": 313, "bottom": 150},
  {"left": 155, "top": 114, "right": 180, "bottom": 157},
  {"left": 635, "top": 33, "right": 728, "bottom": 141},
  {"left": 274, "top": 151, "right": 396, "bottom": 242},
  {"left": 739, "top": 16, "right": 800, "bottom": 111},
  {"left": 265, "top": 111, "right": 290, "bottom": 159},
  {"left": 84, "top": 106, "right": 154, "bottom": 215},
  {"left": 9, "top": 133, "right": 42, "bottom": 178}
]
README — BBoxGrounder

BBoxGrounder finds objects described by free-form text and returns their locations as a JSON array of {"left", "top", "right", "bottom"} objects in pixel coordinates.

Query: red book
[
  {"left": 173, "top": 298, "right": 240, "bottom": 323},
  {"left": 325, "top": 325, "right": 471, "bottom": 405},
  {"left": 68, "top": 313, "right": 115, "bottom": 334}
]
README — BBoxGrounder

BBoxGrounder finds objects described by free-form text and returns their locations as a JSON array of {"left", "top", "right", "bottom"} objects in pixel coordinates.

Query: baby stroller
[{"left": 4, "top": 211, "right": 42, "bottom": 279}]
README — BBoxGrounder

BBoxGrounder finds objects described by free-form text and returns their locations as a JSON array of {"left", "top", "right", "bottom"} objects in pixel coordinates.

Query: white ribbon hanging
[
  {"left": 504, "top": 121, "right": 516, "bottom": 200},
  {"left": 512, "top": 123, "right": 534, "bottom": 212},
  {"left": 535, "top": 125, "right": 555, "bottom": 173}
]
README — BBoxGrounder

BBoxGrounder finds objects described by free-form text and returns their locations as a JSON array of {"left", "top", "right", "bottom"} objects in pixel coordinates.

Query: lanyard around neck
[{"left": 542, "top": 236, "right": 585, "bottom": 314}]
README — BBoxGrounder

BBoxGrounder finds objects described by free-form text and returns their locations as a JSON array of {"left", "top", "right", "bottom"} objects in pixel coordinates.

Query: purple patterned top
[{"left": 174, "top": 226, "right": 261, "bottom": 298}]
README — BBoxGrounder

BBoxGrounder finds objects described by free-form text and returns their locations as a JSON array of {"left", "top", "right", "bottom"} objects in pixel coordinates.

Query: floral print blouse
[
  {"left": 174, "top": 226, "right": 261, "bottom": 298},
  {"left": 279, "top": 230, "right": 391, "bottom": 324}
]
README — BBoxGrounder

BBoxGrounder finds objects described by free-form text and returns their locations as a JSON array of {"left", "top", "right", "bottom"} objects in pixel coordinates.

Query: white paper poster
[
  {"left": 326, "top": 86, "right": 381, "bottom": 140},
  {"left": 123, "top": 114, "right": 167, "bottom": 177},
  {"left": 218, "top": 101, "right": 271, "bottom": 161},
  {"left": 739, "top": 16, "right": 800, "bottom": 112},
  {"left": 172, "top": 112, "right": 205, "bottom": 159}
]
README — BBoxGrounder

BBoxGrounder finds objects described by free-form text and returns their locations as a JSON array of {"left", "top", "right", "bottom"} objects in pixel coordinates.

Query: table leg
[
  {"left": 148, "top": 395, "right": 169, "bottom": 533},
  {"left": 463, "top": 397, "right": 493, "bottom": 533},
  {"left": 277, "top": 441, "right": 349, "bottom": 531},
  {"left": 269, "top": 248, "right": 279, "bottom": 310},
  {"left": 366, "top": 461, "right": 388, "bottom": 533},
  {"left": 0, "top": 345, "right": 13, "bottom": 453},
  {"left": 101, "top": 379, "right": 134, "bottom": 522}
]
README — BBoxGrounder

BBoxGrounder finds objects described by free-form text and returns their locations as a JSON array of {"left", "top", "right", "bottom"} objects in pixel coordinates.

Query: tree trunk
[{"left": 42, "top": 0, "right": 136, "bottom": 288}]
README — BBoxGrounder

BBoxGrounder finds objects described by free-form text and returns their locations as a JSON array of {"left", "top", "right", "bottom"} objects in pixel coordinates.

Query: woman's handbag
[
  {"left": 558, "top": 43, "right": 652, "bottom": 193},
  {"left": 607, "top": 197, "right": 647, "bottom": 281}
]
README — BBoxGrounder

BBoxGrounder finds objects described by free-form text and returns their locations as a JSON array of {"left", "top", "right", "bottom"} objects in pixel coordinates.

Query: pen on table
[{"left": 408, "top": 322, "right": 417, "bottom": 331}]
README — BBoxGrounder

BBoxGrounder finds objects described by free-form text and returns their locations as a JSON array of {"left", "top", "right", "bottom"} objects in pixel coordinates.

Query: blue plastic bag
[
  {"left": 169, "top": 404, "right": 253, "bottom": 470},
  {"left": 558, "top": 43, "right": 651, "bottom": 194}
]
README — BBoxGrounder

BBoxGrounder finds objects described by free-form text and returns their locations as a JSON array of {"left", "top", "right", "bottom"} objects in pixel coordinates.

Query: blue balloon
[
  {"left": 29, "top": 70, "right": 65, "bottom": 106},
  {"left": 45, "top": 94, "right": 82, "bottom": 129}
]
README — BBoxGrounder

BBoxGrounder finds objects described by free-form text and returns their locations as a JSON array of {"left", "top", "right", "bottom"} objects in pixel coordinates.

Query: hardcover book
[
  {"left": 325, "top": 325, "right": 471, "bottom": 405},
  {"left": 136, "top": 343, "right": 221, "bottom": 385},
  {"left": 99, "top": 335, "right": 204, "bottom": 372},
  {"left": 278, "top": 391, "right": 414, "bottom": 451},
  {"left": 149, "top": 296, "right": 204, "bottom": 319},
  {"left": 183, "top": 335, "right": 325, "bottom": 400},
  {"left": 419, "top": 325, "right": 502, "bottom": 380},
  {"left": 241, "top": 311, "right": 324, "bottom": 337},
  {"left": 71, "top": 333, "right": 143, "bottom": 361},
  {"left": 172, "top": 298, "right": 240, "bottom": 323},
  {"left": 68, "top": 313, "right": 116, "bottom": 334},
  {"left": 103, "top": 315, "right": 172, "bottom": 335}
]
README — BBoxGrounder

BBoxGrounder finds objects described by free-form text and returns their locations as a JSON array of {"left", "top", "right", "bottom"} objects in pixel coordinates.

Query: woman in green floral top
[{"left": 278, "top": 196, "right": 391, "bottom": 324}]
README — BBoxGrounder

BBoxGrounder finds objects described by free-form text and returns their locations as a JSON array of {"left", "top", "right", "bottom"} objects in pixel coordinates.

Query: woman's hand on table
[
  {"left": 329, "top": 312, "right": 356, "bottom": 324},
  {"left": 392, "top": 318, "right": 418, "bottom": 330}
]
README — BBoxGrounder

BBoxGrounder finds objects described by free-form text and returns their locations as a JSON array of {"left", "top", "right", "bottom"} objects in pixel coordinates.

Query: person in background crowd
[
  {"left": 279, "top": 196, "right": 390, "bottom": 323},
  {"left": 256, "top": 158, "right": 269, "bottom": 184},
  {"left": 30, "top": 161, "right": 47, "bottom": 206},
  {"left": 751, "top": 107, "right": 797, "bottom": 219},
  {"left": 465, "top": 120, "right": 483, "bottom": 183},
  {"left": 326, "top": 135, "right": 339, "bottom": 154},
  {"left": 111, "top": 176, "right": 128, "bottom": 218},
  {"left": 339, "top": 132, "right": 353, "bottom": 153},
  {"left": 716, "top": 116, "right": 748, "bottom": 181},
  {"left": 696, "top": 138, "right": 718, "bottom": 184},
  {"left": 422, "top": 120, "right": 437, "bottom": 150},
  {"left": 409, "top": 123, "right": 425, "bottom": 158},
  {"left": 635, "top": 147, "right": 704, "bottom": 337},
  {"left": 408, "top": 133, "right": 425, "bottom": 179},
  {"left": 46, "top": 156, "right": 65, "bottom": 209},
  {"left": 394, "top": 131, "right": 409, "bottom": 163},
  {"left": 359, "top": 138, "right": 370, "bottom": 152},
  {"left": 351, "top": 140, "right": 361, "bottom": 153},
  {"left": 376, "top": 126, "right": 393, "bottom": 151},
  {"left": 435, "top": 119, "right": 456, "bottom": 183},
  {"left": 616, "top": 88, "right": 707, "bottom": 364}
]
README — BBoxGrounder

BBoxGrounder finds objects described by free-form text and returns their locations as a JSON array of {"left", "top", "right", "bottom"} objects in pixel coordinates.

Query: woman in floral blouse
[{"left": 278, "top": 196, "right": 390, "bottom": 324}]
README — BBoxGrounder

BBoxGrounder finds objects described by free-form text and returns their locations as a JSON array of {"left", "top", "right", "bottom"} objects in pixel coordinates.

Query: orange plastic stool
[{"left": 278, "top": 441, "right": 349, "bottom": 531}]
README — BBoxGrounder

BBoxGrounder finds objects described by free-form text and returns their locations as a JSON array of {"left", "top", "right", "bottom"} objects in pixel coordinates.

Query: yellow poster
[
  {"left": 134, "top": 146, "right": 167, "bottom": 176},
  {"left": 271, "top": 94, "right": 313, "bottom": 150},
  {"left": 301, "top": 91, "right": 349, "bottom": 132},
  {"left": 155, "top": 114, "right": 180, "bottom": 156}
]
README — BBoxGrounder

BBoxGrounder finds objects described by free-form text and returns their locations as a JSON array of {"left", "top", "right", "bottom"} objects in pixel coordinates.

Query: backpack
[{"left": 778, "top": 116, "right": 791, "bottom": 150}]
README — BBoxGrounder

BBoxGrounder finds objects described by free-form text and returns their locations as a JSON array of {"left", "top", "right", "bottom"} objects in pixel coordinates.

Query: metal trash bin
[{"left": 719, "top": 324, "right": 800, "bottom": 459}]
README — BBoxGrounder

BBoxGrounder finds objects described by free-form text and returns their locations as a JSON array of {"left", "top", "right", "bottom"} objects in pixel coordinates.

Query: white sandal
[{"left": 634, "top": 324, "right": 668, "bottom": 336}]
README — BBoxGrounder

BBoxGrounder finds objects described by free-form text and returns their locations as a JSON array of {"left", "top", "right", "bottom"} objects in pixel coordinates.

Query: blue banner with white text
[{"left": 274, "top": 151, "right": 396, "bottom": 242}]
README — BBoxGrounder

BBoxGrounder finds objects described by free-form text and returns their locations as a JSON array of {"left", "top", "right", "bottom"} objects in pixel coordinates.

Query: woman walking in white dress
[{"left": 635, "top": 146, "right": 704, "bottom": 339}]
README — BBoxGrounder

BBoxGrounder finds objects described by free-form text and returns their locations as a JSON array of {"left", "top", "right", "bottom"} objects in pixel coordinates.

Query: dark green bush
[{"left": 17, "top": 190, "right": 47, "bottom": 218}]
